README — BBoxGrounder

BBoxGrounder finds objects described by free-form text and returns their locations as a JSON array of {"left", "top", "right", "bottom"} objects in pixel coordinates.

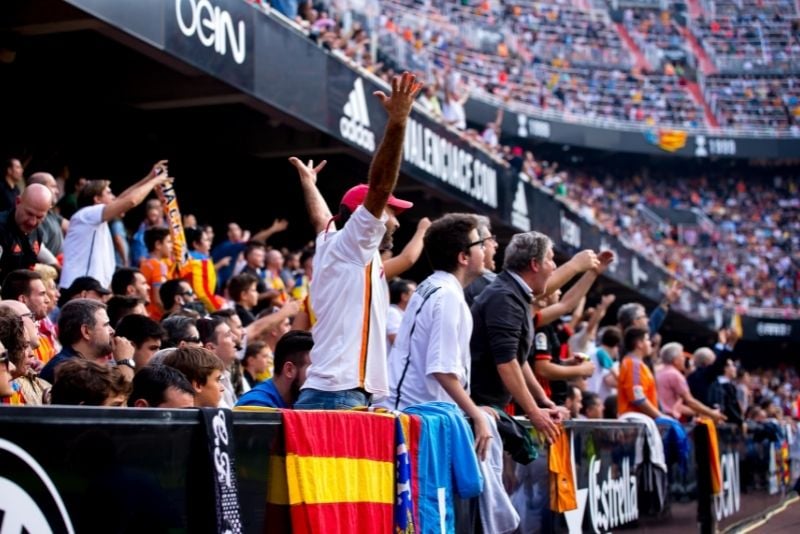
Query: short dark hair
[
  {"left": 51, "top": 359, "right": 131, "bottom": 406},
  {"left": 273, "top": 330, "right": 313, "bottom": 377},
  {"left": 423, "top": 214, "right": 478, "bottom": 273},
  {"left": 163, "top": 347, "right": 223, "bottom": 386},
  {"left": 623, "top": 326, "right": 649, "bottom": 355},
  {"left": 184, "top": 227, "right": 203, "bottom": 251},
  {"left": 128, "top": 364, "right": 194, "bottom": 407},
  {"left": 111, "top": 268, "right": 141, "bottom": 296},
  {"left": 243, "top": 340, "right": 267, "bottom": 364},
  {"left": 581, "top": 391, "right": 601, "bottom": 416},
  {"left": 227, "top": 273, "right": 258, "bottom": 303},
  {"left": 0, "top": 309, "right": 27, "bottom": 367},
  {"left": 389, "top": 278, "right": 414, "bottom": 305},
  {"left": 106, "top": 295, "right": 144, "bottom": 327},
  {"left": 144, "top": 227, "right": 170, "bottom": 253},
  {"left": 77, "top": 179, "right": 110, "bottom": 209},
  {"left": 160, "top": 279, "right": 187, "bottom": 311},
  {"left": 1, "top": 270, "right": 43, "bottom": 300},
  {"left": 58, "top": 299, "right": 107, "bottom": 347},
  {"left": 196, "top": 316, "right": 225, "bottom": 345},
  {"left": 603, "top": 394, "right": 618, "bottom": 419},
  {"left": 115, "top": 314, "right": 166, "bottom": 347},
  {"left": 600, "top": 326, "right": 622, "bottom": 348},
  {"left": 160, "top": 315, "right": 198, "bottom": 348}
]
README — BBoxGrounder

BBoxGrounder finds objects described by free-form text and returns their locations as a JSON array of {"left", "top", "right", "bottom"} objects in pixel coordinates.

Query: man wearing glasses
[
  {"left": 0, "top": 341, "right": 16, "bottom": 398},
  {"left": 464, "top": 215, "right": 498, "bottom": 307}
]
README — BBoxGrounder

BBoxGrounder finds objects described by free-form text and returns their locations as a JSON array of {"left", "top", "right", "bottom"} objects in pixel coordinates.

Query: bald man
[
  {"left": 0, "top": 183, "right": 54, "bottom": 280},
  {"left": 27, "top": 172, "right": 68, "bottom": 256}
]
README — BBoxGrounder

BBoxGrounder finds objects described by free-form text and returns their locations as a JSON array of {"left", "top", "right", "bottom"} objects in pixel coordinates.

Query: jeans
[{"left": 294, "top": 388, "right": 369, "bottom": 410}]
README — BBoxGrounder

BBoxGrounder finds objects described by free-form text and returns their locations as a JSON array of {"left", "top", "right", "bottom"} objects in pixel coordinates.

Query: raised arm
[
  {"left": 103, "top": 160, "right": 171, "bottom": 222},
  {"left": 289, "top": 158, "right": 332, "bottom": 234},
  {"left": 384, "top": 217, "right": 431, "bottom": 279},
  {"left": 364, "top": 72, "right": 423, "bottom": 218},
  {"left": 544, "top": 249, "right": 599, "bottom": 296}
]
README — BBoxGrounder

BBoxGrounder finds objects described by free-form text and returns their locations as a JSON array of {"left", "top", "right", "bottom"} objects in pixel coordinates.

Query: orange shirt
[
  {"left": 140, "top": 257, "right": 170, "bottom": 320},
  {"left": 617, "top": 355, "right": 658, "bottom": 416}
]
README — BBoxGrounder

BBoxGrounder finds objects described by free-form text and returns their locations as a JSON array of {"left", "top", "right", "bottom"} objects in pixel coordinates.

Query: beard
[{"left": 379, "top": 230, "right": 394, "bottom": 252}]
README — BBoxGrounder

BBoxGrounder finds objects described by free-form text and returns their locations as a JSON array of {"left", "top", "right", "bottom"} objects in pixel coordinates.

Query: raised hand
[
  {"left": 289, "top": 157, "right": 327, "bottom": 185},
  {"left": 373, "top": 71, "right": 424, "bottom": 122},
  {"left": 595, "top": 250, "right": 615, "bottom": 273}
]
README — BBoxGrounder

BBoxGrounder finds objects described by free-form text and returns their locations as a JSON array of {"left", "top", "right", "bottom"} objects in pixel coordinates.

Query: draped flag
[
  {"left": 282, "top": 410, "right": 395, "bottom": 534},
  {"left": 644, "top": 128, "right": 688, "bottom": 153},
  {"left": 156, "top": 180, "right": 225, "bottom": 312}
]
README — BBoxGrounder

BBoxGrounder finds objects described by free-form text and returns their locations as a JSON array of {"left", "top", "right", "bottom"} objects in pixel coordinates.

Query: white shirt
[
  {"left": 303, "top": 205, "right": 390, "bottom": 395},
  {"left": 379, "top": 271, "right": 472, "bottom": 410},
  {"left": 60, "top": 205, "right": 114, "bottom": 289},
  {"left": 386, "top": 304, "right": 404, "bottom": 350}
]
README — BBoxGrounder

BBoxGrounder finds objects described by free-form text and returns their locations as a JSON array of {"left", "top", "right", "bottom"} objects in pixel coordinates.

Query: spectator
[
  {"left": 161, "top": 315, "right": 202, "bottom": 350},
  {"left": 26, "top": 172, "right": 68, "bottom": 256},
  {"left": 387, "top": 278, "right": 416, "bottom": 349},
  {"left": 565, "top": 385, "right": 583, "bottom": 419},
  {"left": 1, "top": 270, "right": 51, "bottom": 359},
  {"left": 39, "top": 299, "right": 135, "bottom": 384},
  {"left": 0, "top": 184, "right": 53, "bottom": 281},
  {"left": 114, "top": 314, "right": 166, "bottom": 368},
  {"left": 470, "top": 231, "right": 562, "bottom": 443},
  {"left": 1, "top": 157, "right": 24, "bottom": 212},
  {"left": 617, "top": 326, "right": 660, "bottom": 419},
  {"left": 50, "top": 359, "right": 131, "bottom": 406},
  {"left": 241, "top": 341, "right": 270, "bottom": 389},
  {"left": 159, "top": 279, "right": 200, "bottom": 318},
  {"left": 688, "top": 328, "right": 738, "bottom": 406},
  {"left": 380, "top": 213, "right": 492, "bottom": 457},
  {"left": 464, "top": 215, "right": 499, "bottom": 307},
  {"left": 58, "top": 276, "right": 111, "bottom": 307},
  {"left": 656, "top": 342, "right": 725, "bottom": 422},
  {"left": 128, "top": 364, "right": 195, "bottom": 408},
  {"left": 293, "top": 72, "right": 421, "bottom": 410},
  {"left": 60, "top": 160, "right": 171, "bottom": 290},
  {"left": 228, "top": 273, "right": 260, "bottom": 327},
  {"left": 0, "top": 339, "right": 16, "bottom": 398},
  {"left": 197, "top": 316, "right": 238, "bottom": 407},
  {"left": 111, "top": 267, "right": 152, "bottom": 305},
  {"left": 708, "top": 357, "right": 744, "bottom": 427},
  {"left": 581, "top": 391, "right": 603, "bottom": 419},
  {"left": 106, "top": 295, "right": 147, "bottom": 328},
  {"left": 139, "top": 227, "right": 173, "bottom": 320},
  {"left": 163, "top": 347, "right": 225, "bottom": 408},
  {"left": 0, "top": 308, "right": 46, "bottom": 405},
  {"left": 236, "top": 330, "right": 314, "bottom": 409}
]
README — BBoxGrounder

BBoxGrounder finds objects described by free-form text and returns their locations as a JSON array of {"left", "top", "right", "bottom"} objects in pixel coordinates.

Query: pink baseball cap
[{"left": 340, "top": 184, "right": 413, "bottom": 214}]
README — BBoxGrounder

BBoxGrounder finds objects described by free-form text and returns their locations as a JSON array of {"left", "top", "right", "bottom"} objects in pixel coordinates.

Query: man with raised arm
[
  {"left": 292, "top": 72, "right": 422, "bottom": 410},
  {"left": 60, "top": 161, "right": 172, "bottom": 290}
]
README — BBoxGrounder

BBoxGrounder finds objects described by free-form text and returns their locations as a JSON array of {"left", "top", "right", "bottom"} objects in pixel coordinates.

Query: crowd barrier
[{"left": 1, "top": 407, "right": 797, "bottom": 533}]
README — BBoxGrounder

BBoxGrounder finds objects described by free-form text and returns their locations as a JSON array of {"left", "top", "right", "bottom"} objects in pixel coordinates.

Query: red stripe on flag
[
  {"left": 290, "top": 502, "right": 392, "bottom": 534},
  {"left": 282, "top": 411, "right": 394, "bottom": 461}
]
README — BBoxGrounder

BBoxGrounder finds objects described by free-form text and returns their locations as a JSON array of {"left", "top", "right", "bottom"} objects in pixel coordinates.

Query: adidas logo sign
[
  {"left": 512, "top": 181, "right": 530, "bottom": 231},
  {"left": 340, "top": 78, "right": 376, "bottom": 152}
]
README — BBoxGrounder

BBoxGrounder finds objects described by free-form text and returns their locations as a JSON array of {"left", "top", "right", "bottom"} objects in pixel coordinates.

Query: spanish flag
[{"left": 282, "top": 410, "right": 395, "bottom": 533}]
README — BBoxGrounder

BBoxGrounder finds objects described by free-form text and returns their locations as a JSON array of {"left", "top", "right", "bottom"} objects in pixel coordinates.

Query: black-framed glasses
[
  {"left": 178, "top": 290, "right": 195, "bottom": 297},
  {"left": 466, "top": 235, "right": 495, "bottom": 252}
]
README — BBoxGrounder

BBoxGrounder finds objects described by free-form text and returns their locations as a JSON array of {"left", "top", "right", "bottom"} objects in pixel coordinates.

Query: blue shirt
[
  {"left": 39, "top": 345, "right": 81, "bottom": 384},
  {"left": 235, "top": 379, "right": 287, "bottom": 409}
]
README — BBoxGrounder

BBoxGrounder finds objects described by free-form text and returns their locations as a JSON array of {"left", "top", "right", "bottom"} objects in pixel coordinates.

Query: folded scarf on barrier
[
  {"left": 404, "top": 402, "right": 483, "bottom": 534},
  {"left": 656, "top": 416, "right": 690, "bottom": 472},
  {"left": 282, "top": 410, "right": 395, "bottom": 534},
  {"left": 695, "top": 417, "right": 722, "bottom": 495},
  {"left": 620, "top": 412, "right": 668, "bottom": 514},
  {"left": 491, "top": 407, "right": 539, "bottom": 465},
  {"left": 549, "top": 426, "right": 577, "bottom": 514}
]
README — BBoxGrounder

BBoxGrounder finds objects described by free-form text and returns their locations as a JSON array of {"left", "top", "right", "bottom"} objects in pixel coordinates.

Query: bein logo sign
[{"left": 175, "top": 0, "right": 246, "bottom": 65}]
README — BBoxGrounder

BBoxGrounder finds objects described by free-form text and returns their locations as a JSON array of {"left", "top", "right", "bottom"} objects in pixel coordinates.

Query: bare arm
[
  {"left": 634, "top": 399, "right": 661, "bottom": 419},
  {"left": 537, "top": 270, "right": 599, "bottom": 326},
  {"left": 250, "top": 219, "right": 289, "bottom": 244},
  {"left": 384, "top": 217, "right": 431, "bottom": 279},
  {"left": 534, "top": 360, "right": 595, "bottom": 380},
  {"left": 544, "top": 249, "right": 599, "bottom": 296},
  {"left": 245, "top": 300, "right": 300, "bottom": 341},
  {"left": 363, "top": 72, "right": 423, "bottom": 218},
  {"left": 103, "top": 160, "right": 171, "bottom": 222},
  {"left": 498, "top": 360, "right": 559, "bottom": 443},
  {"left": 433, "top": 373, "right": 492, "bottom": 460},
  {"left": 681, "top": 391, "right": 726, "bottom": 422},
  {"left": 289, "top": 157, "right": 333, "bottom": 234}
]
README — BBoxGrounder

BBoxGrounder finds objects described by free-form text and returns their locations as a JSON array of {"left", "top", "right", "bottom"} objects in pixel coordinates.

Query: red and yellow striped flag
[{"left": 282, "top": 410, "right": 395, "bottom": 533}]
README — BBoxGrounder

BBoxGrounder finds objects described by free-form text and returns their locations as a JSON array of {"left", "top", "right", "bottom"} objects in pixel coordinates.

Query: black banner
[
  {"left": 739, "top": 315, "right": 800, "bottom": 343},
  {"left": 466, "top": 96, "right": 800, "bottom": 160}
]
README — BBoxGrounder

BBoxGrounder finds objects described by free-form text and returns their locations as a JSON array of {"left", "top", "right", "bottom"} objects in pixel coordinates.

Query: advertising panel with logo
[
  {"left": 166, "top": 0, "right": 256, "bottom": 91},
  {"left": 0, "top": 407, "right": 279, "bottom": 533}
]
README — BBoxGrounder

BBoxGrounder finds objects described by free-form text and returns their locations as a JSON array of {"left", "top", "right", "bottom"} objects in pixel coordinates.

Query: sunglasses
[{"left": 178, "top": 290, "right": 195, "bottom": 297}]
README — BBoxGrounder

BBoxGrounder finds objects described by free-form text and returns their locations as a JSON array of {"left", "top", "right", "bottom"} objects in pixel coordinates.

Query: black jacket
[
  {"left": 0, "top": 208, "right": 44, "bottom": 281},
  {"left": 470, "top": 270, "right": 533, "bottom": 407}
]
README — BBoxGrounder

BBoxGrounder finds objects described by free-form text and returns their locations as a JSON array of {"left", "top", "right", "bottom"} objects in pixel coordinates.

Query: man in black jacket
[{"left": 470, "top": 231, "right": 562, "bottom": 443}]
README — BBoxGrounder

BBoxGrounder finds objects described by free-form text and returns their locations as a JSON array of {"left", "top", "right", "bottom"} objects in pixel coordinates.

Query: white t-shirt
[
  {"left": 386, "top": 304, "right": 404, "bottom": 350},
  {"left": 60, "top": 204, "right": 114, "bottom": 289},
  {"left": 303, "top": 205, "right": 390, "bottom": 395},
  {"left": 379, "top": 271, "right": 472, "bottom": 410}
]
